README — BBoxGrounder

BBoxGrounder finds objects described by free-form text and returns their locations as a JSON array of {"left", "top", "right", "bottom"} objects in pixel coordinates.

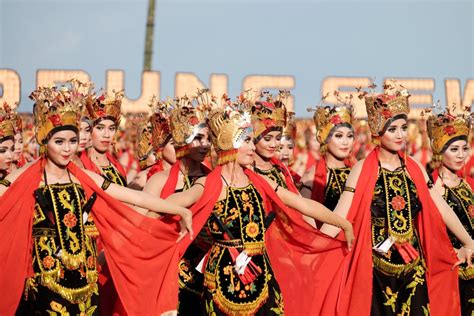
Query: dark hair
[
  {"left": 379, "top": 114, "right": 408, "bottom": 136},
  {"left": 43, "top": 125, "right": 79, "bottom": 144},
  {"left": 93, "top": 116, "right": 117, "bottom": 126},
  {"left": 0, "top": 135, "right": 14, "bottom": 144},
  {"left": 254, "top": 126, "right": 283, "bottom": 144},
  {"left": 441, "top": 135, "right": 468, "bottom": 154}
]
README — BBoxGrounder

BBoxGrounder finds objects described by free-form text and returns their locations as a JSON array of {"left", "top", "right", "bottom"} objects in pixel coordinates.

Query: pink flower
[
  {"left": 42, "top": 256, "right": 55, "bottom": 269},
  {"left": 382, "top": 109, "right": 393, "bottom": 119},
  {"left": 63, "top": 212, "right": 77, "bottom": 228},
  {"left": 390, "top": 195, "right": 406, "bottom": 211},
  {"left": 48, "top": 114, "right": 62, "bottom": 126},
  {"left": 444, "top": 125, "right": 456, "bottom": 136},
  {"left": 188, "top": 116, "right": 199, "bottom": 125},
  {"left": 330, "top": 115, "right": 342, "bottom": 125}
]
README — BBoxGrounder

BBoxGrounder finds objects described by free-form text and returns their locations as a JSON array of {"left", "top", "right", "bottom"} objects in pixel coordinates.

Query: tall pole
[{"left": 143, "top": 0, "right": 156, "bottom": 71}]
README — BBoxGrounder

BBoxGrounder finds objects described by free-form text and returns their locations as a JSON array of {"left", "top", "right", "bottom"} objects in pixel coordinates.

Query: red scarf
[
  {"left": 0, "top": 158, "right": 194, "bottom": 315},
  {"left": 80, "top": 150, "right": 126, "bottom": 179},
  {"left": 336, "top": 149, "right": 460, "bottom": 315}
]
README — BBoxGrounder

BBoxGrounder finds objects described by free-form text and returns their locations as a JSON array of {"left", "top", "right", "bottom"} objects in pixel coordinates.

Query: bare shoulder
[{"left": 344, "top": 158, "right": 365, "bottom": 187}]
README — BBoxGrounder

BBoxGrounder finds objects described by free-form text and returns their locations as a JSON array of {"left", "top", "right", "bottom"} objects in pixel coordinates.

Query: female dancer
[
  {"left": 0, "top": 83, "right": 192, "bottom": 315},
  {"left": 144, "top": 93, "right": 212, "bottom": 315},
  {"left": 321, "top": 85, "right": 474, "bottom": 315},
  {"left": 300, "top": 102, "right": 354, "bottom": 212},
  {"left": 0, "top": 103, "right": 15, "bottom": 180},
  {"left": 80, "top": 90, "right": 127, "bottom": 186},
  {"left": 165, "top": 105, "right": 354, "bottom": 315},
  {"left": 129, "top": 97, "right": 176, "bottom": 190},
  {"left": 427, "top": 108, "right": 474, "bottom": 315},
  {"left": 251, "top": 95, "right": 299, "bottom": 193}
]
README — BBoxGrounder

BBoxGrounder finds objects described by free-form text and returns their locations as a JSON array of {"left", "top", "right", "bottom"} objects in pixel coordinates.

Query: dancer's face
[
  {"left": 278, "top": 136, "right": 295, "bottom": 166},
  {"left": 380, "top": 118, "right": 408, "bottom": 152},
  {"left": 27, "top": 137, "right": 38, "bottom": 156},
  {"left": 237, "top": 134, "right": 255, "bottom": 166},
  {"left": 0, "top": 139, "right": 14, "bottom": 172},
  {"left": 188, "top": 126, "right": 211, "bottom": 162},
  {"left": 162, "top": 139, "right": 177, "bottom": 165},
  {"left": 78, "top": 121, "right": 91, "bottom": 152},
  {"left": 13, "top": 133, "right": 23, "bottom": 162},
  {"left": 46, "top": 130, "right": 78, "bottom": 167},
  {"left": 442, "top": 139, "right": 469, "bottom": 172},
  {"left": 91, "top": 119, "right": 116, "bottom": 153},
  {"left": 255, "top": 130, "right": 281, "bottom": 159},
  {"left": 326, "top": 126, "right": 354, "bottom": 160}
]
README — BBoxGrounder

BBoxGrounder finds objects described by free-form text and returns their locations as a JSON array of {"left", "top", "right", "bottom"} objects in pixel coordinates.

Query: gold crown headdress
[
  {"left": 426, "top": 102, "right": 471, "bottom": 161},
  {"left": 282, "top": 111, "right": 297, "bottom": 140},
  {"left": 149, "top": 96, "right": 173, "bottom": 156},
  {"left": 85, "top": 89, "right": 123, "bottom": 124},
  {"left": 30, "top": 79, "right": 86, "bottom": 149},
  {"left": 308, "top": 91, "right": 354, "bottom": 146},
  {"left": 136, "top": 116, "right": 154, "bottom": 170},
  {"left": 251, "top": 90, "right": 288, "bottom": 141},
  {"left": 208, "top": 96, "right": 253, "bottom": 165},
  {"left": 0, "top": 102, "right": 15, "bottom": 141},
  {"left": 170, "top": 91, "right": 209, "bottom": 158},
  {"left": 361, "top": 81, "right": 410, "bottom": 138}
]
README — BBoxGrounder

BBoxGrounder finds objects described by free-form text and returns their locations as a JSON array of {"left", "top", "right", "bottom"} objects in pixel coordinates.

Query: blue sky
[{"left": 1, "top": 0, "right": 473, "bottom": 116}]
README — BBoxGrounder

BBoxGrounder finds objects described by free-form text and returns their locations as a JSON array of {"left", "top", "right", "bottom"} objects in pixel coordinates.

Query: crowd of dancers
[{"left": 0, "top": 79, "right": 473, "bottom": 316}]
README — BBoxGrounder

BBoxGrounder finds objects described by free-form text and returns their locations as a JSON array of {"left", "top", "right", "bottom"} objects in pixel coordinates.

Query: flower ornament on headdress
[
  {"left": 148, "top": 96, "right": 173, "bottom": 158},
  {"left": 250, "top": 90, "right": 288, "bottom": 142},
  {"left": 0, "top": 102, "right": 15, "bottom": 141},
  {"left": 85, "top": 89, "right": 123, "bottom": 125},
  {"left": 361, "top": 81, "right": 410, "bottom": 140},
  {"left": 208, "top": 95, "right": 253, "bottom": 165},
  {"left": 30, "top": 79, "right": 86, "bottom": 152},
  {"left": 170, "top": 90, "right": 210, "bottom": 158},
  {"left": 308, "top": 90, "right": 354, "bottom": 149},
  {"left": 426, "top": 102, "right": 472, "bottom": 162}
]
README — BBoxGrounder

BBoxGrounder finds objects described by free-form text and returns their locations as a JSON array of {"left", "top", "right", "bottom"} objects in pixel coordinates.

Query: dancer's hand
[
  {"left": 454, "top": 245, "right": 474, "bottom": 269},
  {"left": 177, "top": 208, "right": 193, "bottom": 243},
  {"left": 341, "top": 220, "right": 355, "bottom": 251}
]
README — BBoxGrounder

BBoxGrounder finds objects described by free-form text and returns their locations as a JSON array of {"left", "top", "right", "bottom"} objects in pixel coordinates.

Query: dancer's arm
[{"left": 262, "top": 177, "right": 354, "bottom": 249}]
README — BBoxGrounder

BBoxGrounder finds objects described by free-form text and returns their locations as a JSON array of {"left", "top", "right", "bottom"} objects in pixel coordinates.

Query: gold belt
[
  {"left": 214, "top": 239, "right": 243, "bottom": 248},
  {"left": 33, "top": 228, "right": 57, "bottom": 238},
  {"left": 372, "top": 254, "right": 425, "bottom": 277},
  {"left": 459, "top": 266, "right": 474, "bottom": 280}
]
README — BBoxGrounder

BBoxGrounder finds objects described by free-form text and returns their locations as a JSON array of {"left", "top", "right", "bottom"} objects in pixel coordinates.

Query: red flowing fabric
[
  {"left": 161, "top": 160, "right": 181, "bottom": 198},
  {"left": 311, "top": 157, "right": 327, "bottom": 203},
  {"left": 0, "top": 159, "right": 196, "bottom": 315},
  {"left": 336, "top": 149, "right": 460, "bottom": 316},
  {"left": 289, "top": 167, "right": 301, "bottom": 185}
]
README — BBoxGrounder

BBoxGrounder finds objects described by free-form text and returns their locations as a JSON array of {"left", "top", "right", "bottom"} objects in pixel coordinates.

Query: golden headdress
[
  {"left": 85, "top": 90, "right": 123, "bottom": 124},
  {"left": 309, "top": 91, "right": 354, "bottom": 146},
  {"left": 208, "top": 96, "right": 253, "bottom": 165},
  {"left": 362, "top": 82, "right": 410, "bottom": 138},
  {"left": 30, "top": 79, "right": 86, "bottom": 148},
  {"left": 427, "top": 104, "right": 471, "bottom": 161},
  {"left": 136, "top": 117, "right": 153, "bottom": 170},
  {"left": 149, "top": 96, "right": 173, "bottom": 157},
  {"left": 251, "top": 90, "right": 288, "bottom": 141},
  {"left": 0, "top": 102, "right": 15, "bottom": 141},
  {"left": 282, "top": 111, "right": 297, "bottom": 140},
  {"left": 170, "top": 90, "right": 210, "bottom": 158}
]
